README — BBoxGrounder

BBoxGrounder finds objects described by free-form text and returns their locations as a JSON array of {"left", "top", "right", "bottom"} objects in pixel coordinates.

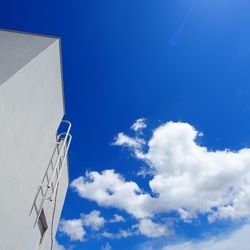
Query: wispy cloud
[
  {"left": 112, "top": 132, "right": 145, "bottom": 150},
  {"left": 161, "top": 223, "right": 250, "bottom": 250},
  {"left": 103, "top": 229, "right": 134, "bottom": 239},
  {"left": 131, "top": 118, "right": 147, "bottom": 132},
  {"left": 109, "top": 214, "right": 125, "bottom": 223},
  {"left": 101, "top": 242, "right": 112, "bottom": 250}
]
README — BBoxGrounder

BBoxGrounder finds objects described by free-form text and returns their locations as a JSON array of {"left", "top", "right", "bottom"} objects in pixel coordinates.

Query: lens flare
[{"left": 169, "top": 0, "right": 198, "bottom": 46}]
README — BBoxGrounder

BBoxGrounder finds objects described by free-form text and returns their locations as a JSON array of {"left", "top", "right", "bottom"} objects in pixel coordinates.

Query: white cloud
[
  {"left": 101, "top": 243, "right": 112, "bottom": 250},
  {"left": 71, "top": 121, "right": 250, "bottom": 223},
  {"left": 109, "top": 214, "right": 125, "bottom": 223},
  {"left": 103, "top": 229, "right": 133, "bottom": 239},
  {"left": 137, "top": 166, "right": 155, "bottom": 178},
  {"left": 59, "top": 219, "right": 85, "bottom": 241},
  {"left": 102, "top": 231, "right": 114, "bottom": 238},
  {"left": 136, "top": 219, "right": 170, "bottom": 238},
  {"left": 71, "top": 170, "right": 154, "bottom": 218},
  {"left": 131, "top": 118, "right": 147, "bottom": 132},
  {"left": 82, "top": 210, "right": 105, "bottom": 230},
  {"left": 112, "top": 132, "right": 144, "bottom": 149},
  {"left": 117, "top": 229, "right": 133, "bottom": 238},
  {"left": 162, "top": 223, "right": 250, "bottom": 250},
  {"left": 59, "top": 210, "right": 106, "bottom": 241},
  {"left": 144, "top": 122, "right": 250, "bottom": 220}
]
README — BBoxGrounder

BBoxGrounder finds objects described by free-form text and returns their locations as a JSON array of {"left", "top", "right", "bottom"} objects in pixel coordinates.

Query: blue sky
[{"left": 2, "top": 0, "right": 250, "bottom": 249}]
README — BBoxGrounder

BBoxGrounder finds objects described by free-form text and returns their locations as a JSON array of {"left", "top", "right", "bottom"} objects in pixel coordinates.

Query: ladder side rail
[
  {"left": 47, "top": 120, "right": 71, "bottom": 188},
  {"left": 49, "top": 134, "right": 72, "bottom": 201}
]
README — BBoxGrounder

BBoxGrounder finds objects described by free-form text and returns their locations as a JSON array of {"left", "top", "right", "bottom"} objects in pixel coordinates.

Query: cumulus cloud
[
  {"left": 136, "top": 219, "right": 170, "bottom": 238},
  {"left": 131, "top": 118, "right": 147, "bottom": 132},
  {"left": 59, "top": 210, "right": 106, "bottom": 241},
  {"left": 71, "top": 121, "right": 250, "bottom": 223},
  {"left": 161, "top": 223, "right": 250, "bottom": 250},
  {"left": 71, "top": 170, "right": 154, "bottom": 218},
  {"left": 59, "top": 219, "right": 85, "bottom": 241},
  {"left": 81, "top": 210, "right": 105, "bottom": 230},
  {"left": 144, "top": 122, "right": 250, "bottom": 220}
]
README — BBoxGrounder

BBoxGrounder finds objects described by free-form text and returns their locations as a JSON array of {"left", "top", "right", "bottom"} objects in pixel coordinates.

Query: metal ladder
[{"left": 34, "top": 120, "right": 72, "bottom": 225}]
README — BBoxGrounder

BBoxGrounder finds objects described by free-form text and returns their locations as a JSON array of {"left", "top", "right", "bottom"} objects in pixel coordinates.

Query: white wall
[
  {"left": 0, "top": 31, "right": 69, "bottom": 250},
  {"left": 0, "top": 30, "right": 56, "bottom": 87}
]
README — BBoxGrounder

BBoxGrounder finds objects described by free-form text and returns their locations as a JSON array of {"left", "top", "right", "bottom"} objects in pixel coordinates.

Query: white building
[{"left": 0, "top": 30, "right": 71, "bottom": 250}]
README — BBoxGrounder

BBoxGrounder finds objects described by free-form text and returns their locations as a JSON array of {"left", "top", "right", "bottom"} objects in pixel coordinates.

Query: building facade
[{"left": 0, "top": 30, "right": 71, "bottom": 250}]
